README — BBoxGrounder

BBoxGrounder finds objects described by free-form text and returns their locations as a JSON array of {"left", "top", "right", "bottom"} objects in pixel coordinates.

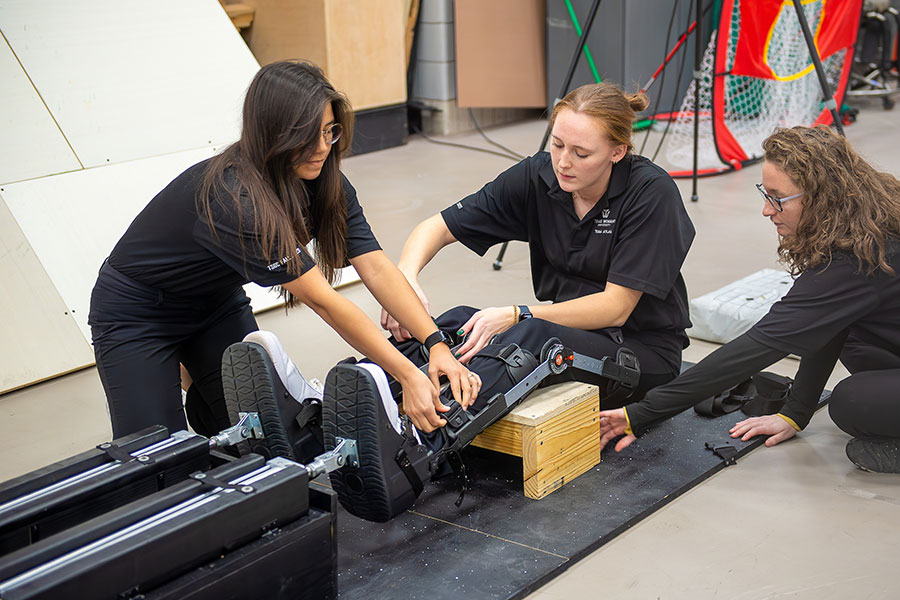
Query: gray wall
[{"left": 547, "top": 0, "right": 708, "bottom": 115}]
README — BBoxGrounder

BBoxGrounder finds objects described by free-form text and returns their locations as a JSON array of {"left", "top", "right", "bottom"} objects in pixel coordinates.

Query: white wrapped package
[{"left": 687, "top": 269, "right": 794, "bottom": 344}]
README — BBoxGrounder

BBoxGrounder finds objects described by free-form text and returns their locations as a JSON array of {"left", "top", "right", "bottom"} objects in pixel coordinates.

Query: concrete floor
[{"left": 2, "top": 97, "right": 900, "bottom": 598}]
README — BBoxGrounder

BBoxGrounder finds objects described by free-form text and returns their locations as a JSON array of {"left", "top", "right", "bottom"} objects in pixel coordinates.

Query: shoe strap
[
  {"left": 395, "top": 443, "right": 425, "bottom": 497},
  {"left": 294, "top": 402, "right": 321, "bottom": 429}
]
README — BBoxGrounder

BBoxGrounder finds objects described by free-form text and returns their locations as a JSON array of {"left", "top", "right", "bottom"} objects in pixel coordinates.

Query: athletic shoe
[
  {"left": 323, "top": 362, "right": 430, "bottom": 522},
  {"left": 221, "top": 332, "right": 324, "bottom": 462},
  {"left": 845, "top": 437, "right": 900, "bottom": 474},
  {"left": 242, "top": 330, "right": 323, "bottom": 401}
]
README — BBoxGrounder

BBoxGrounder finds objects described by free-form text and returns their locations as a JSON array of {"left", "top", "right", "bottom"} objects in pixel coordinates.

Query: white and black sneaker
[
  {"left": 222, "top": 330, "right": 324, "bottom": 462},
  {"left": 846, "top": 437, "right": 900, "bottom": 474},
  {"left": 323, "top": 362, "right": 433, "bottom": 522}
]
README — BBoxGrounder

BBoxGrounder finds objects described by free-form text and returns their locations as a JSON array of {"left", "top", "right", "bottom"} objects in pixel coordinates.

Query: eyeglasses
[
  {"left": 322, "top": 123, "right": 343, "bottom": 145},
  {"left": 755, "top": 183, "right": 803, "bottom": 212}
]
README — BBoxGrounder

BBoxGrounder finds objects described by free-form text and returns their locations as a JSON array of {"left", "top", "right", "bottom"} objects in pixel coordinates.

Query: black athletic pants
[
  {"left": 393, "top": 305, "right": 681, "bottom": 414},
  {"left": 830, "top": 334, "right": 900, "bottom": 439},
  {"left": 89, "top": 261, "right": 258, "bottom": 438}
]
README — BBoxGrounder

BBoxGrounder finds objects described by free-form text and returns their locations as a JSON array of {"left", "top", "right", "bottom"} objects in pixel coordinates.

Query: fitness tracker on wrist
[
  {"left": 517, "top": 305, "right": 533, "bottom": 322},
  {"left": 423, "top": 329, "right": 452, "bottom": 353}
]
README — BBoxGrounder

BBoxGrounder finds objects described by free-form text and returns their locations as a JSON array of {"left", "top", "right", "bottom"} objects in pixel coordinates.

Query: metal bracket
[
  {"left": 304, "top": 437, "right": 359, "bottom": 479},
  {"left": 207, "top": 412, "right": 263, "bottom": 449}
]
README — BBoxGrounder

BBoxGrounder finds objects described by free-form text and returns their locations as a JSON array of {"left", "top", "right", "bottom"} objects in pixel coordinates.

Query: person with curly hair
[{"left": 597, "top": 125, "right": 900, "bottom": 473}]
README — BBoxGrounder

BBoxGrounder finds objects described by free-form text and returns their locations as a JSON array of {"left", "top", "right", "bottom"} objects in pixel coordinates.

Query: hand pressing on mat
[
  {"left": 730, "top": 415, "right": 797, "bottom": 447},
  {"left": 597, "top": 408, "right": 636, "bottom": 452}
]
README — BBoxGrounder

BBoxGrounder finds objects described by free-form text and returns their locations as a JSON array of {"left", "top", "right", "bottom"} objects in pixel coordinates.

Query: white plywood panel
[
  {"left": 2, "top": 147, "right": 222, "bottom": 343},
  {"left": 0, "top": 35, "right": 81, "bottom": 184},
  {"left": 0, "top": 0, "right": 259, "bottom": 168},
  {"left": 0, "top": 196, "right": 94, "bottom": 393},
  {"left": 2, "top": 147, "right": 360, "bottom": 343}
]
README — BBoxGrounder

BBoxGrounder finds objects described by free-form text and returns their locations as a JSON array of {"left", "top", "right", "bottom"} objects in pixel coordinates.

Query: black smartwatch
[
  {"left": 423, "top": 329, "right": 452, "bottom": 353},
  {"left": 518, "top": 305, "right": 533, "bottom": 322}
]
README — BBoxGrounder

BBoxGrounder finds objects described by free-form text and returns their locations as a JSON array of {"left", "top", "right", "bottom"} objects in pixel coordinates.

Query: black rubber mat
[{"left": 323, "top": 397, "right": 827, "bottom": 600}]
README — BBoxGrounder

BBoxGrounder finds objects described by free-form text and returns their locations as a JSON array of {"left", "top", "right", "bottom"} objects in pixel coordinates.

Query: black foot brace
[
  {"left": 323, "top": 363, "right": 432, "bottom": 522},
  {"left": 323, "top": 341, "right": 641, "bottom": 522},
  {"left": 222, "top": 342, "right": 324, "bottom": 463}
]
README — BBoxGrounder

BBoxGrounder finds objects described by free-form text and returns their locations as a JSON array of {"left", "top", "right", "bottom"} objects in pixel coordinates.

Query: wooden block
[{"left": 471, "top": 382, "right": 601, "bottom": 500}]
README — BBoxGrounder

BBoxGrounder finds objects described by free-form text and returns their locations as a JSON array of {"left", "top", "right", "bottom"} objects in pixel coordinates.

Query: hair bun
[{"left": 626, "top": 92, "right": 650, "bottom": 113}]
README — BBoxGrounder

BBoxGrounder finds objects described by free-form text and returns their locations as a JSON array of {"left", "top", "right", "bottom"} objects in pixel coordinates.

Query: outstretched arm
[
  {"left": 597, "top": 333, "right": 791, "bottom": 452},
  {"left": 453, "top": 283, "right": 643, "bottom": 363},
  {"left": 352, "top": 249, "right": 479, "bottom": 410},
  {"left": 284, "top": 267, "right": 452, "bottom": 432}
]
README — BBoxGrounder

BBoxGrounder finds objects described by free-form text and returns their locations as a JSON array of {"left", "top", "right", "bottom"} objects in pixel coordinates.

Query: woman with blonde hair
[
  {"left": 598, "top": 125, "right": 900, "bottom": 473},
  {"left": 320, "top": 81, "right": 696, "bottom": 522}
]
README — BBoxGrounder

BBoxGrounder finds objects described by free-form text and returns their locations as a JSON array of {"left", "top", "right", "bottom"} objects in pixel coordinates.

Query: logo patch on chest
[{"left": 593, "top": 212, "right": 616, "bottom": 235}]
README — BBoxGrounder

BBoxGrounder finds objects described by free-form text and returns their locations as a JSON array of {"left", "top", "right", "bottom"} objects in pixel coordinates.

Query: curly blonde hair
[{"left": 762, "top": 125, "right": 900, "bottom": 276}]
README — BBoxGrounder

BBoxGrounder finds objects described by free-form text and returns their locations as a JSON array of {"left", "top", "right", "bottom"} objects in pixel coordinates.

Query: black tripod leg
[
  {"left": 691, "top": 0, "right": 702, "bottom": 202},
  {"left": 493, "top": 0, "right": 604, "bottom": 271},
  {"left": 791, "top": 0, "right": 844, "bottom": 136}
]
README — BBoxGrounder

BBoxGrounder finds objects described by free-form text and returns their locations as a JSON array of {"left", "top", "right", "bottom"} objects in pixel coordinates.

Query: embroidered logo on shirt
[
  {"left": 456, "top": 201, "right": 464, "bottom": 209},
  {"left": 593, "top": 215, "right": 616, "bottom": 235}
]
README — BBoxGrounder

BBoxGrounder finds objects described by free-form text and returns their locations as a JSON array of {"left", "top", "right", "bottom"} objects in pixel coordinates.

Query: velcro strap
[
  {"left": 476, "top": 342, "right": 522, "bottom": 367},
  {"left": 476, "top": 343, "right": 537, "bottom": 381},
  {"left": 96, "top": 442, "right": 153, "bottom": 465},
  {"left": 395, "top": 446, "right": 424, "bottom": 497},
  {"left": 294, "top": 402, "right": 321, "bottom": 429}
]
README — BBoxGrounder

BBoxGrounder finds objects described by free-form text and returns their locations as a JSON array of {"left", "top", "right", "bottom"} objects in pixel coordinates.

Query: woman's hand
[
  {"left": 428, "top": 345, "right": 481, "bottom": 410},
  {"left": 730, "top": 415, "right": 797, "bottom": 447},
  {"left": 380, "top": 276, "right": 431, "bottom": 341},
  {"left": 398, "top": 368, "right": 448, "bottom": 433},
  {"left": 454, "top": 306, "right": 518, "bottom": 363},
  {"left": 597, "top": 408, "right": 637, "bottom": 452}
]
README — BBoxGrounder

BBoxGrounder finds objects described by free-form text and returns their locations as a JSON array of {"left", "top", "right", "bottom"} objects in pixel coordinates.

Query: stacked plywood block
[{"left": 472, "top": 381, "right": 602, "bottom": 500}]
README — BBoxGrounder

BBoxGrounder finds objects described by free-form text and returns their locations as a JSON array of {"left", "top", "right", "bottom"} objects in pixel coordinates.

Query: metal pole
[
  {"left": 791, "top": 0, "right": 845, "bottom": 135},
  {"left": 494, "top": 0, "right": 604, "bottom": 270},
  {"left": 691, "top": 0, "right": 701, "bottom": 202}
]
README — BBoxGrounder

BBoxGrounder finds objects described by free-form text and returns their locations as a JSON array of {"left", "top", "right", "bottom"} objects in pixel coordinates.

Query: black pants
[
  {"left": 829, "top": 334, "right": 900, "bottom": 439},
  {"left": 89, "top": 262, "right": 258, "bottom": 438},
  {"left": 394, "top": 306, "right": 681, "bottom": 413}
]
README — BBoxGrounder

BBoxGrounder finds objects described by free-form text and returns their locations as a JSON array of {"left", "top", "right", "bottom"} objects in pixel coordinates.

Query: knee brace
[{"left": 440, "top": 343, "right": 538, "bottom": 448}]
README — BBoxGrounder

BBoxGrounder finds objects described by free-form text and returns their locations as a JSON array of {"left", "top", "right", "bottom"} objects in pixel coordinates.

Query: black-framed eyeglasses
[
  {"left": 755, "top": 183, "right": 803, "bottom": 213},
  {"left": 322, "top": 123, "right": 343, "bottom": 145}
]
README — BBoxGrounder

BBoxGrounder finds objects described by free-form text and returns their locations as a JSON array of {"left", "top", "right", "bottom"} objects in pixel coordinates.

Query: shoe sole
[
  {"left": 323, "top": 364, "right": 415, "bottom": 522},
  {"left": 846, "top": 438, "right": 900, "bottom": 474},
  {"left": 222, "top": 342, "right": 296, "bottom": 460}
]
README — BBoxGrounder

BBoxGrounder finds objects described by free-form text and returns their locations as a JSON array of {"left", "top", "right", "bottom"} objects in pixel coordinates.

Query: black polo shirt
[
  {"left": 749, "top": 245, "right": 900, "bottom": 357},
  {"left": 441, "top": 152, "right": 695, "bottom": 369},
  {"left": 108, "top": 158, "right": 381, "bottom": 297}
]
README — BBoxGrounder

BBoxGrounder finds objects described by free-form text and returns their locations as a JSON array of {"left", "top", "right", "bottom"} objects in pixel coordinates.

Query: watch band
[
  {"left": 517, "top": 305, "right": 533, "bottom": 321},
  {"left": 423, "top": 329, "right": 451, "bottom": 352}
]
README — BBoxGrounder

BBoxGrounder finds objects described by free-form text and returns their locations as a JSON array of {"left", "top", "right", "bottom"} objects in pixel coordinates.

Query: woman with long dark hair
[
  {"left": 598, "top": 125, "right": 900, "bottom": 473},
  {"left": 89, "top": 61, "right": 477, "bottom": 440}
]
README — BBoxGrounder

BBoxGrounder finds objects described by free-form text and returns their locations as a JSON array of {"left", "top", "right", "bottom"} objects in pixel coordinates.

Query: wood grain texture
[{"left": 470, "top": 382, "right": 602, "bottom": 499}]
